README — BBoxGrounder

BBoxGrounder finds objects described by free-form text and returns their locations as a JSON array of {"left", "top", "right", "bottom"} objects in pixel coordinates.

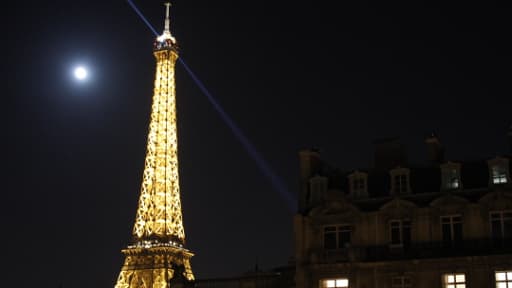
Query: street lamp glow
[{"left": 74, "top": 66, "right": 88, "bottom": 80}]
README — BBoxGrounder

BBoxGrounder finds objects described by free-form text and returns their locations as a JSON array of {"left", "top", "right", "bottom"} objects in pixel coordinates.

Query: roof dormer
[
  {"left": 390, "top": 167, "right": 411, "bottom": 195},
  {"left": 440, "top": 162, "right": 462, "bottom": 191},
  {"left": 347, "top": 170, "right": 368, "bottom": 198},
  {"left": 487, "top": 157, "right": 510, "bottom": 186}
]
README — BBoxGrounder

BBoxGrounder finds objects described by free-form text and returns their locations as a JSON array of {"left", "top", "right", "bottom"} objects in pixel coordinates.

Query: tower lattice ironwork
[{"left": 115, "top": 3, "right": 194, "bottom": 287}]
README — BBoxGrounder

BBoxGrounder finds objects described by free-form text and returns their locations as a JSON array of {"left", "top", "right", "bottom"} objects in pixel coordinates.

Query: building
[
  {"left": 195, "top": 265, "right": 295, "bottom": 288},
  {"left": 294, "top": 133, "right": 512, "bottom": 288}
]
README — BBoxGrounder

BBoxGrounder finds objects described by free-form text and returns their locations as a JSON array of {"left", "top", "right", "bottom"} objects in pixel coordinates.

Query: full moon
[{"left": 74, "top": 66, "right": 88, "bottom": 80}]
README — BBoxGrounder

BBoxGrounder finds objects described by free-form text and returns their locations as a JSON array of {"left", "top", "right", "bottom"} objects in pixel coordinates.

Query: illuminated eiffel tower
[{"left": 115, "top": 3, "right": 194, "bottom": 287}]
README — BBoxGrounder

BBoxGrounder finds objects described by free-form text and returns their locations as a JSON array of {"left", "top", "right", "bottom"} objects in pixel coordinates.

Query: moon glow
[{"left": 74, "top": 66, "right": 88, "bottom": 80}]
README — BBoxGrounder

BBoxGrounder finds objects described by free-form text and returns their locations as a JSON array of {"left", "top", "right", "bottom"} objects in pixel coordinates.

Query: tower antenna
[
  {"left": 156, "top": 2, "right": 176, "bottom": 43},
  {"left": 164, "top": 2, "right": 171, "bottom": 33}
]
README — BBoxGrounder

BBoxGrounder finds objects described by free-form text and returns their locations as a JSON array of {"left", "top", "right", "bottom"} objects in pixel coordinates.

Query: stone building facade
[
  {"left": 294, "top": 135, "right": 512, "bottom": 288},
  {"left": 195, "top": 265, "right": 294, "bottom": 288}
]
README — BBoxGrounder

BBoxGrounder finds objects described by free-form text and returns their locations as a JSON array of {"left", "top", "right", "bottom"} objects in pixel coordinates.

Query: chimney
[
  {"left": 425, "top": 132, "right": 444, "bottom": 164},
  {"left": 298, "top": 148, "right": 322, "bottom": 211},
  {"left": 373, "top": 137, "right": 407, "bottom": 171}
]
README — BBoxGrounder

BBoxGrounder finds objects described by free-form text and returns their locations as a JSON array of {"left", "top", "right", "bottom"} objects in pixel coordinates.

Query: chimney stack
[
  {"left": 298, "top": 148, "right": 322, "bottom": 211},
  {"left": 425, "top": 132, "right": 444, "bottom": 164}
]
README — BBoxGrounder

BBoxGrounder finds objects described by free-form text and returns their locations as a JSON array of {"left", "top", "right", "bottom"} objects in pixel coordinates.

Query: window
[
  {"left": 390, "top": 220, "right": 411, "bottom": 247},
  {"left": 443, "top": 273, "right": 466, "bottom": 288},
  {"left": 324, "top": 225, "right": 352, "bottom": 249},
  {"left": 390, "top": 167, "right": 410, "bottom": 195},
  {"left": 320, "top": 278, "right": 349, "bottom": 288},
  {"left": 441, "top": 215, "right": 463, "bottom": 245},
  {"left": 496, "top": 271, "right": 512, "bottom": 288},
  {"left": 448, "top": 175, "right": 460, "bottom": 189},
  {"left": 492, "top": 166, "right": 508, "bottom": 184},
  {"left": 392, "top": 276, "right": 412, "bottom": 288},
  {"left": 490, "top": 211, "right": 512, "bottom": 240},
  {"left": 394, "top": 174, "right": 408, "bottom": 194},
  {"left": 348, "top": 171, "right": 368, "bottom": 198},
  {"left": 488, "top": 157, "right": 510, "bottom": 185},
  {"left": 441, "top": 163, "right": 461, "bottom": 190},
  {"left": 352, "top": 178, "right": 366, "bottom": 194}
]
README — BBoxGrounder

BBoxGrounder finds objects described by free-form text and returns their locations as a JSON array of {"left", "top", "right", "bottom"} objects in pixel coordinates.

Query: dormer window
[
  {"left": 441, "top": 162, "right": 462, "bottom": 190},
  {"left": 394, "top": 175, "right": 408, "bottom": 194},
  {"left": 492, "top": 167, "right": 507, "bottom": 184},
  {"left": 390, "top": 167, "right": 411, "bottom": 195},
  {"left": 488, "top": 157, "right": 510, "bottom": 185},
  {"left": 347, "top": 171, "right": 368, "bottom": 198}
]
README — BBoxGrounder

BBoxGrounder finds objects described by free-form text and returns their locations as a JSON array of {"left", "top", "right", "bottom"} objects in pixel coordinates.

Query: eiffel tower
[{"left": 115, "top": 3, "right": 194, "bottom": 287}]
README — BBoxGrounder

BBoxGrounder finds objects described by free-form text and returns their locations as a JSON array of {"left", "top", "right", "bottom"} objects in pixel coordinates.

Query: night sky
[{"left": 5, "top": 1, "right": 509, "bottom": 287}]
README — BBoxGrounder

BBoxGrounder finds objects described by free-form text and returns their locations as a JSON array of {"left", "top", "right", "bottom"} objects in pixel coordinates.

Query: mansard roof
[{"left": 307, "top": 155, "right": 511, "bottom": 212}]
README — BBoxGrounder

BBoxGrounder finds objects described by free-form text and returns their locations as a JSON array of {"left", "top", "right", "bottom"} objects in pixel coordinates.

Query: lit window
[
  {"left": 490, "top": 211, "right": 512, "bottom": 241},
  {"left": 488, "top": 157, "right": 510, "bottom": 185},
  {"left": 392, "top": 276, "right": 412, "bottom": 288},
  {"left": 441, "top": 215, "right": 463, "bottom": 245},
  {"left": 441, "top": 163, "right": 461, "bottom": 190},
  {"left": 443, "top": 273, "right": 466, "bottom": 288},
  {"left": 390, "top": 220, "right": 411, "bottom": 247},
  {"left": 449, "top": 176, "right": 460, "bottom": 189},
  {"left": 495, "top": 271, "right": 512, "bottom": 288},
  {"left": 324, "top": 225, "right": 352, "bottom": 249},
  {"left": 492, "top": 166, "right": 508, "bottom": 184},
  {"left": 321, "top": 278, "right": 349, "bottom": 288}
]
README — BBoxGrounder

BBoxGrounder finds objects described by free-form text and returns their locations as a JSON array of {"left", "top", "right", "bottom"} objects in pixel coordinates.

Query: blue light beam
[
  {"left": 127, "top": 0, "right": 159, "bottom": 36},
  {"left": 178, "top": 58, "right": 297, "bottom": 211},
  {"left": 125, "top": 0, "right": 297, "bottom": 211}
]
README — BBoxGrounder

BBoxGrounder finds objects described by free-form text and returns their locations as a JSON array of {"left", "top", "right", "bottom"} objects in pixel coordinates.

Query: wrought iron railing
[{"left": 310, "top": 238, "right": 512, "bottom": 263}]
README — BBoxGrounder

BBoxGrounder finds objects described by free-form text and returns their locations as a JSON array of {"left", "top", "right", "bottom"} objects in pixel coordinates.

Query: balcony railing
[{"left": 310, "top": 239, "right": 512, "bottom": 263}]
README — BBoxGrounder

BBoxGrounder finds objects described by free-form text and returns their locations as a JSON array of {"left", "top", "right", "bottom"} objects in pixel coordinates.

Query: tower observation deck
[{"left": 115, "top": 3, "right": 194, "bottom": 287}]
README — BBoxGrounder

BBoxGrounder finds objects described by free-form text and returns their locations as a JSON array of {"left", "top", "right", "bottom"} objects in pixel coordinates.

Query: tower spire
[
  {"left": 115, "top": 3, "right": 194, "bottom": 287},
  {"left": 156, "top": 2, "right": 176, "bottom": 44},
  {"left": 164, "top": 2, "right": 171, "bottom": 32}
]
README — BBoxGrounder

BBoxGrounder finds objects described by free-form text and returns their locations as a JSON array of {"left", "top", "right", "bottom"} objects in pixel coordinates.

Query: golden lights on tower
[{"left": 115, "top": 3, "right": 194, "bottom": 287}]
